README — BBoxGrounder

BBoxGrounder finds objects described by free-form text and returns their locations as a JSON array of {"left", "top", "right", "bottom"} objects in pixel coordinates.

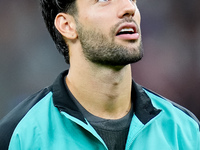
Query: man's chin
[{"left": 91, "top": 55, "right": 143, "bottom": 68}]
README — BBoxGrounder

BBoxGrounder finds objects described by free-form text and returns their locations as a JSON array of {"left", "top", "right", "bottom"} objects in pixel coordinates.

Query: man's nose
[{"left": 117, "top": 0, "right": 136, "bottom": 18}]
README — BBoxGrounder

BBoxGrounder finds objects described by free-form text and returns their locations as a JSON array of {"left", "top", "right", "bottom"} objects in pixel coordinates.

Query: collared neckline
[{"left": 52, "top": 70, "right": 161, "bottom": 125}]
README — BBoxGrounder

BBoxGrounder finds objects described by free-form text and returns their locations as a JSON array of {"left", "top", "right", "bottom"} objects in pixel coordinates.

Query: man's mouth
[
  {"left": 116, "top": 28, "right": 135, "bottom": 36},
  {"left": 115, "top": 23, "right": 139, "bottom": 40}
]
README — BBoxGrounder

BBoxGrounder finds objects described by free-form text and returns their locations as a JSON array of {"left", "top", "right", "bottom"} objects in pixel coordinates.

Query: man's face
[{"left": 74, "top": 0, "right": 143, "bottom": 66}]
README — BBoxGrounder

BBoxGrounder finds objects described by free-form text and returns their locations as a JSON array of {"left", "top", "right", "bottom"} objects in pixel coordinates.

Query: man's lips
[{"left": 116, "top": 22, "right": 140, "bottom": 40}]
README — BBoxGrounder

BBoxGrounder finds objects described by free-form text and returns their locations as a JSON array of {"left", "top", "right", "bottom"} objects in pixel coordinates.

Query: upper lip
[{"left": 116, "top": 22, "right": 138, "bottom": 36}]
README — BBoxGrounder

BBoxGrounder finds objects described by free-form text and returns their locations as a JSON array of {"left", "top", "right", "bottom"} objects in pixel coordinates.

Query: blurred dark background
[{"left": 0, "top": 0, "right": 200, "bottom": 120}]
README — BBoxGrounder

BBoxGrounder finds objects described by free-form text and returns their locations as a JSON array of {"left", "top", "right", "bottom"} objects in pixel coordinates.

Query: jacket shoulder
[
  {"left": 143, "top": 87, "right": 200, "bottom": 128},
  {"left": 0, "top": 87, "right": 51, "bottom": 150}
]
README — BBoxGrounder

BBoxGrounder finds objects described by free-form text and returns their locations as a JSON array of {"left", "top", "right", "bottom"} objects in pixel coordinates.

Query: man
[{"left": 0, "top": 0, "right": 199, "bottom": 149}]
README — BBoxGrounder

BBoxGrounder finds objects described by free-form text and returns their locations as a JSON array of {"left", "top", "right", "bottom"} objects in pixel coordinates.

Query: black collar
[{"left": 52, "top": 70, "right": 161, "bottom": 125}]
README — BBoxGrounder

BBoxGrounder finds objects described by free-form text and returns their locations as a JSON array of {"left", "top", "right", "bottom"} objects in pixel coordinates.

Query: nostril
[
  {"left": 123, "top": 13, "right": 130, "bottom": 17},
  {"left": 123, "top": 12, "right": 134, "bottom": 18},
  {"left": 118, "top": 2, "right": 136, "bottom": 18}
]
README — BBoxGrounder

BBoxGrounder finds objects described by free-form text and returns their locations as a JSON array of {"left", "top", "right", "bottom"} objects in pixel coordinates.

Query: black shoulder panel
[
  {"left": 169, "top": 99, "right": 200, "bottom": 127},
  {"left": 143, "top": 87, "right": 200, "bottom": 129},
  {"left": 0, "top": 87, "right": 51, "bottom": 150}
]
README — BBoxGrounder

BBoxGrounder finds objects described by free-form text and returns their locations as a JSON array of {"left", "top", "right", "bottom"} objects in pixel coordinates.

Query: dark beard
[{"left": 76, "top": 20, "right": 144, "bottom": 67}]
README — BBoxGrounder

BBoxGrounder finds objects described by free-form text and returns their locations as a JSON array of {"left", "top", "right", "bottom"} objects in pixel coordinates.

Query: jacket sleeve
[
  {"left": 8, "top": 133, "right": 22, "bottom": 150},
  {"left": 8, "top": 127, "right": 42, "bottom": 150}
]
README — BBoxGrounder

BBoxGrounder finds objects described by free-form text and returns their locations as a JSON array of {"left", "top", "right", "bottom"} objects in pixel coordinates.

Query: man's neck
[{"left": 66, "top": 61, "right": 132, "bottom": 119}]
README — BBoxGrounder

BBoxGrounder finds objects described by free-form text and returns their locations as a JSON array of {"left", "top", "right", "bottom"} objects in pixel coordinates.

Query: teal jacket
[{"left": 0, "top": 70, "right": 199, "bottom": 149}]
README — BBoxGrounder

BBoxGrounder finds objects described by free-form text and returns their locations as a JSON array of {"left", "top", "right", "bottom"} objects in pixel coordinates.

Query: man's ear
[{"left": 54, "top": 13, "right": 77, "bottom": 40}]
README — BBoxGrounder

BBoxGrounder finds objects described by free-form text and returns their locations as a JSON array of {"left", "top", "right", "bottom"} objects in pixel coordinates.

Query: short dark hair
[{"left": 40, "top": 0, "right": 77, "bottom": 64}]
